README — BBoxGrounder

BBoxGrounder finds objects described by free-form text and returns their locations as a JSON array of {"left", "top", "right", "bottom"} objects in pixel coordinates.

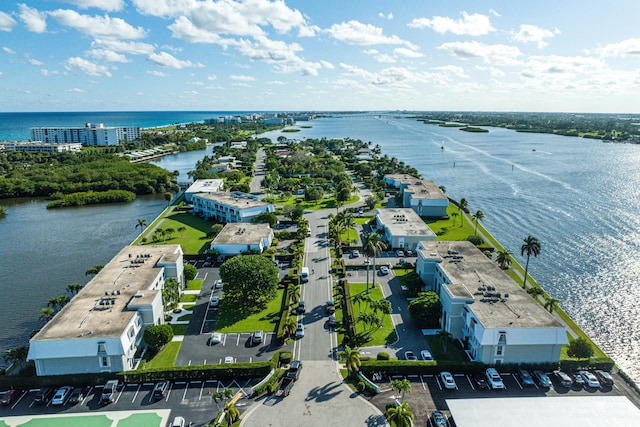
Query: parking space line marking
[
  {"left": 132, "top": 383, "right": 142, "bottom": 403},
  {"left": 467, "top": 375, "right": 475, "bottom": 390},
  {"left": 11, "top": 390, "right": 28, "bottom": 410},
  {"left": 166, "top": 382, "right": 174, "bottom": 402},
  {"left": 203, "top": 272, "right": 208, "bottom": 281},
  {"left": 236, "top": 334, "right": 240, "bottom": 346},
  {"left": 512, "top": 374, "right": 523, "bottom": 389},
  {"left": 114, "top": 386, "right": 123, "bottom": 404},
  {"left": 182, "top": 382, "right": 189, "bottom": 401},
  {"left": 420, "top": 375, "right": 426, "bottom": 390},
  {"left": 203, "top": 359, "right": 207, "bottom": 365},
  {"left": 199, "top": 382, "right": 205, "bottom": 400}
]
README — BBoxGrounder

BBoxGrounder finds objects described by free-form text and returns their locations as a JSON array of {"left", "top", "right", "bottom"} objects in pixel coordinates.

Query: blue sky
[{"left": 1, "top": 0, "right": 640, "bottom": 112}]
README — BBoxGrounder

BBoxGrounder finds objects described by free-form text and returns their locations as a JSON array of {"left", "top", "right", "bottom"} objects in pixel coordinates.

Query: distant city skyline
[{"left": 1, "top": 1, "right": 640, "bottom": 113}]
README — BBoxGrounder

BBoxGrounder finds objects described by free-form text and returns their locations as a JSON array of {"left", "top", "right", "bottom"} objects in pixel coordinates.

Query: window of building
[
  {"left": 496, "top": 345, "right": 504, "bottom": 356},
  {"left": 100, "top": 356, "right": 110, "bottom": 367},
  {"left": 97, "top": 342, "right": 106, "bottom": 355},
  {"left": 498, "top": 332, "right": 507, "bottom": 345}
]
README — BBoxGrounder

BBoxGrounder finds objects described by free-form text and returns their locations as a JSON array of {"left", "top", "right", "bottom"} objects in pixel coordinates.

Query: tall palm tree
[
  {"left": 222, "top": 401, "right": 240, "bottom": 426},
  {"left": 39, "top": 307, "right": 55, "bottom": 322},
  {"left": 338, "top": 345, "right": 361, "bottom": 378},
  {"left": 362, "top": 232, "right": 387, "bottom": 294},
  {"left": 437, "top": 330, "right": 453, "bottom": 353},
  {"left": 451, "top": 211, "right": 459, "bottom": 227},
  {"left": 521, "top": 235, "right": 541, "bottom": 289},
  {"left": 472, "top": 210, "right": 485, "bottom": 235},
  {"left": 66, "top": 283, "right": 83, "bottom": 296},
  {"left": 385, "top": 402, "right": 414, "bottom": 427},
  {"left": 177, "top": 226, "right": 186, "bottom": 238},
  {"left": 496, "top": 249, "right": 513, "bottom": 270},
  {"left": 211, "top": 391, "right": 223, "bottom": 410},
  {"left": 135, "top": 218, "right": 148, "bottom": 233},
  {"left": 290, "top": 285, "right": 301, "bottom": 305},
  {"left": 459, "top": 198, "right": 468, "bottom": 213},
  {"left": 342, "top": 213, "right": 356, "bottom": 244},
  {"left": 283, "top": 317, "right": 297, "bottom": 338},
  {"left": 544, "top": 297, "right": 559, "bottom": 313}
]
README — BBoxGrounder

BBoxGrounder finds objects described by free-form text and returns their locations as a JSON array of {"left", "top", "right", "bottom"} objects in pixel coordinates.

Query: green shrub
[
  {"left": 377, "top": 352, "right": 390, "bottom": 360},
  {"left": 143, "top": 324, "right": 174, "bottom": 351},
  {"left": 357, "top": 381, "right": 366, "bottom": 392}
]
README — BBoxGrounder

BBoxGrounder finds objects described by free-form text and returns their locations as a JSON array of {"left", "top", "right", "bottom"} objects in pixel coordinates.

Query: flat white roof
[{"left": 447, "top": 396, "right": 640, "bottom": 427}]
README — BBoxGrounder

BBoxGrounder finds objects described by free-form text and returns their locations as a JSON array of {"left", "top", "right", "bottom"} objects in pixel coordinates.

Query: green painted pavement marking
[
  {"left": 18, "top": 415, "right": 111, "bottom": 427},
  {"left": 116, "top": 413, "right": 163, "bottom": 427}
]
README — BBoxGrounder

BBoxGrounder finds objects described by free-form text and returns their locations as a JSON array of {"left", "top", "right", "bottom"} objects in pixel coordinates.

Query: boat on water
[{"left": 441, "top": 140, "right": 445, "bottom": 150}]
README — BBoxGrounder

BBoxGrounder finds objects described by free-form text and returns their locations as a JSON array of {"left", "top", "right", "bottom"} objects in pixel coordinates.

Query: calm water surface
[{"left": 1, "top": 114, "right": 639, "bottom": 384}]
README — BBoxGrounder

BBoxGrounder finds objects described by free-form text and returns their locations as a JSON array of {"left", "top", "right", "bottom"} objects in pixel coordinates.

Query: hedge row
[
  {"left": 559, "top": 358, "right": 615, "bottom": 372},
  {"left": 121, "top": 361, "right": 272, "bottom": 383},
  {"left": 341, "top": 280, "right": 357, "bottom": 346},
  {"left": 275, "top": 282, "right": 292, "bottom": 344}
]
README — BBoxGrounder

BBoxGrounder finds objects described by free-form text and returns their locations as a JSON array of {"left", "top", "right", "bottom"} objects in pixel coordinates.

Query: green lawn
[
  {"left": 354, "top": 217, "right": 372, "bottom": 225},
  {"left": 145, "top": 341, "right": 181, "bottom": 369},
  {"left": 186, "top": 279, "right": 203, "bottom": 291},
  {"left": 177, "top": 313, "right": 192, "bottom": 322},
  {"left": 340, "top": 227, "right": 360, "bottom": 245},
  {"left": 214, "top": 288, "right": 284, "bottom": 333},
  {"left": 169, "top": 324, "right": 187, "bottom": 335},
  {"left": 147, "top": 212, "right": 213, "bottom": 254},
  {"left": 269, "top": 195, "right": 359, "bottom": 211},
  {"left": 350, "top": 283, "right": 396, "bottom": 346},
  {"left": 426, "top": 336, "right": 468, "bottom": 362},
  {"left": 180, "top": 293, "right": 198, "bottom": 303},
  {"left": 425, "top": 204, "right": 476, "bottom": 240},
  {"left": 181, "top": 303, "right": 195, "bottom": 310}
]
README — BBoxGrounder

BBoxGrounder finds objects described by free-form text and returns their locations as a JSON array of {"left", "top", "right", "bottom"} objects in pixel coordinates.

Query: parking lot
[
  {"left": 0, "top": 378, "right": 255, "bottom": 425},
  {"left": 369, "top": 370, "right": 631, "bottom": 426}
]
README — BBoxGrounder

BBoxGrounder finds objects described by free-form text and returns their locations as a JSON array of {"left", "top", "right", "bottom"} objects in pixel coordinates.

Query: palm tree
[
  {"left": 362, "top": 232, "right": 387, "bottom": 294},
  {"left": 459, "top": 197, "right": 468, "bottom": 213},
  {"left": 135, "top": 218, "right": 148, "bottom": 233},
  {"left": 338, "top": 345, "right": 361, "bottom": 378},
  {"left": 437, "top": 329, "right": 453, "bottom": 353},
  {"left": 385, "top": 401, "right": 414, "bottom": 427},
  {"left": 391, "top": 378, "right": 412, "bottom": 402},
  {"left": 496, "top": 249, "right": 513, "bottom": 270},
  {"left": 283, "top": 317, "right": 297, "bottom": 338},
  {"left": 211, "top": 391, "right": 223, "bottom": 410},
  {"left": 177, "top": 226, "right": 186, "bottom": 238},
  {"left": 39, "top": 307, "right": 55, "bottom": 322},
  {"left": 222, "top": 401, "right": 240, "bottom": 426},
  {"left": 527, "top": 287, "right": 544, "bottom": 298},
  {"left": 352, "top": 292, "right": 371, "bottom": 312},
  {"left": 521, "top": 235, "right": 541, "bottom": 289},
  {"left": 85, "top": 265, "right": 103, "bottom": 276},
  {"left": 451, "top": 211, "right": 459, "bottom": 227},
  {"left": 66, "top": 283, "right": 83, "bottom": 296},
  {"left": 342, "top": 213, "right": 356, "bottom": 244},
  {"left": 472, "top": 210, "right": 485, "bottom": 235},
  {"left": 544, "top": 297, "right": 559, "bottom": 313},
  {"left": 290, "top": 286, "right": 301, "bottom": 305},
  {"left": 3, "top": 346, "right": 29, "bottom": 367}
]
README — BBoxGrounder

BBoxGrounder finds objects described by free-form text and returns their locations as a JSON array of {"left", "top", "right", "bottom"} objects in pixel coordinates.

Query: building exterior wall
[
  {"left": 30, "top": 125, "right": 140, "bottom": 146},
  {"left": 192, "top": 194, "right": 274, "bottom": 223}
]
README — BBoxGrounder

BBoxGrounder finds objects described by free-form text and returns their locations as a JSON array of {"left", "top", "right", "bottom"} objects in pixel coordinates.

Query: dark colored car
[
  {"left": 472, "top": 374, "right": 489, "bottom": 390},
  {"left": 68, "top": 387, "right": 86, "bottom": 405},
  {"left": 152, "top": 381, "right": 170, "bottom": 401},
  {"left": 517, "top": 369, "right": 535, "bottom": 387},
  {"left": 328, "top": 315, "right": 337, "bottom": 327},
  {"left": 326, "top": 300, "right": 335, "bottom": 314},
  {"left": 553, "top": 370, "right": 573, "bottom": 388},
  {"left": 297, "top": 301, "right": 306, "bottom": 313},
  {"left": 33, "top": 387, "right": 55, "bottom": 405},
  {"left": 594, "top": 370, "right": 614, "bottom": 387},
  {"left": 100, "top": 380, "right": 118, "bottom": 405},
  {"left": 286, "top": 360, "right": 302, "bottom": 380},
  {"left": 0, "top": 389, "right": 22, "bottom": 406}
]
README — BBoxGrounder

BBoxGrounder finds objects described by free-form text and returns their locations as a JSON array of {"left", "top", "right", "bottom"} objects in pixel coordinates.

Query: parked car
[
  {"left": 395, "top": 249, "right": 405, "bottom": 257},
  {"left": 51, "top": 386, "right": 72, "bottom": 405},
  {"left": 214, "top": 279, "right": 223, "bottom": 289},
  {"left": 210, "top": 332, "right": 223, "bottom": 345},
  {"left": 594, "top": 370, "right": 614, "bottom": 387},
  {"left": 152, "top": 381, "right": 170, "bottom": 401},
  {"left": 553, "top": 370, "right": 574, "bottom": 388},
  {"left": 578, "top": 370, "right": 601, "bottom": 388},
  {"left": 33, "top": 387, "right": 55, "bottom": 405},
  {"left": 420, "top": 350, "right": 433, "bottom": 361},
  {"left": 439, "top": 371, "right": 457, "bottom": 390},
  {"left": 100, "top": 379, "right": 118, "bottom": 405},
  {"left": 224, "top": 356, "right": 235, "bottom": 364},
  {"left": 405, "top": 250, "right": 414, "bottom": 257},
  {"left": 533, "top": 370, "right": 552, "bottom": 388},
  {"left": 350, "top": 250, "right": 360, "bottom": 258},
  {"left": 0, "top": 389, "right": 22, "bottom": 406},
  {"left": 68, "top": 387, "right": 85, "bottom": 405},
  {"left": 517, "top": 369, "right": 535, "bottom": 387},
  {"left": 486, "top": 368, "right": 506, "bottom": 389},
  {"left": 251, "top": 330, "right": 263, "bottom": 345},
  {"left": 571, "top": 372, "right": 586, "bottom": 388},
  {"left": 209, "top": 295, "right": 220, "bottom": 308},
  {"left": 298, "top": 301, "right": 306, "bottom": 313},
  {"left": 172, "top": 416, "right": 186, "bottom": 427},
  {"left": 287, "top": 360, "right": 303, "bottom": 380},
  {"left": 378, "top": 266, "right": 389, "bottom": 276},
  {"left": 326, "top": 300, "right": 335, "bottom": 314},
  {"left": 473, "top": 374, "right": 489, "bottom": 390},
  {"left": 404, "top": 351, "right": 417, "bottom": 361},
  {"left": 328, "top": 315, "right": 337, "bottom": 327},
  {"left": 431, "top": 410, "right": 447, "bottom": 427},
  {"left": 296, "top": 322, "right": 305, "bottom": 338}
]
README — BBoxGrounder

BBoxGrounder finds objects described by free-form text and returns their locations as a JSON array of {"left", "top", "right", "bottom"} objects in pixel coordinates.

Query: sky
[{"left": 1, "top": 0, "right": 640, "bottom": 113}]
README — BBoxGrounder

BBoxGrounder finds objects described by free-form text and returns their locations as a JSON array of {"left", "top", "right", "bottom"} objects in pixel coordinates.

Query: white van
[{"left": 301, "top": 267, "right": 309, "bottom": 283}]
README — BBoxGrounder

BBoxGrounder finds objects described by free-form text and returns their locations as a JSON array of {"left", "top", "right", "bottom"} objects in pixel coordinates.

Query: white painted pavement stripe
[
  {"left": 182, "top": 382, "right": 189, "bottom": 401},
  {"left": 131, "top": 383, "right": 142, "bottom": 403}
]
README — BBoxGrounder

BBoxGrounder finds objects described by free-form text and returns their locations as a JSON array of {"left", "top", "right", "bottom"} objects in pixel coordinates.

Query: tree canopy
[
  {"left": 143, "top": 324, "right": 174, "bottom": 351},
  {"left": 219, "top": 255, "right": 279, "bottom": 309},
  {"left": 567, "top": 337, "right": 594, "bottom": 360},
  {"left": 408, "top": 292, "right": 442, "bottom": 328}
]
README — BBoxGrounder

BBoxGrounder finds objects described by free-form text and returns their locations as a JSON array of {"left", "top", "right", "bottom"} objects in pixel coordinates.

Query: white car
[
  {"left": 172, "top": 416, "right": 186, "bottom": 427},
  {"left": 209, "top": 296, "right": 220, "bottom": 307},
  {"left": 51, "top": 386, "right": 72, "bottom": 406},
  {"left": 486, "top": 368, "right": 506, "bottom": 389},
  {"left": 210, "top": 332, "right": 222, "bottom": 344},
  {"left": 296, "top": 322, "right": 305, "bottom": 338},
  {"left": 224, "top": 356, "right": 234, "bottom": 364},
  {"left": 439, "top": 371, "right": 457, "bottom": 390},
  {"left": 404, "top": 351, "right": 417, "bottom": 361},
  {"left": 578, "top": 370, "right": 601, "bottom": 388},
  {"left": 214, "top": 279, "right": 223, "bottom": 289},
  {"left": 378, "top": 266, "right": 389, "bottom": 276},
  {"left": 420, "top": 350, "right": 434, "bottom": 361}
]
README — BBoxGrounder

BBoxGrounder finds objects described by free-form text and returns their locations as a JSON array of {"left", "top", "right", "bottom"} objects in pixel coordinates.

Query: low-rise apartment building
[
  {"left": 375, "top": 208, "right": 436, "bottom": 251},
  {"left": 384, "top": 174, "right": 448, "bottom": 217},
  {"left": 191, "top": 192, "right": 274, "bottom": 223},
  {"left": 211, "top": 223, "right": 274, "bottom": 256}
]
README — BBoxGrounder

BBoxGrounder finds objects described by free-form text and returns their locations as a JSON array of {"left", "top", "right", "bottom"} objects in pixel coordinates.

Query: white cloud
[
  {"left": 432, "top": 65, "right": 468, "bottom": 78},
  {"left": 63, "top": 57, "right": 112, "bottom": 77},
  {"left": 374, "top": 53, "right": 396, "bottom": 63},
  {"left": 60, "top": 1, "right": 124, "bottom": 12},
  {"left": 408, "top": 12, "right": 495, "bottom": 36},
  {"left": 41, "top": 69, "right": 59, "bottom": 76},
  {"left": 327, "top": 20, "right": 416, "bottom": 47},
  {"left": 207, "top": 74, "right": 217, "bottom": 80},
  {"left": 86, "top": 49, "right": 129, "bottom": 62},
  {"left": 232, "top": 82, "right": 252, "bottom": 87},
  {"left": 92, "top": 39, "right": 155, "bottom": 55},
  {"left": 147, "top": 70, "right": 168, "bottom": 77},
  {"left": 597, "top": 38, "right": 640, "bottom": 58},
  {"left": 320, "top": 60, "right": 334, "bottom": 69},
  {"left": 438, "top": 41, "right": 523, "bottom": 66},
  {"left": 28, "top": 58, "right": 44, "bottom": 66},
  {"left": 378, "top": 12, "right": 393, "bottom": 20},
  {"left": 168, "top": 16, "right": 233, "bottom": 45},
  {"left": 394, "top": 47, "right": 424, "bottom": 58},
  {"left": 65, "top": 87, "right": 86, "bottom": 92},
  {"left": 18, "top": 4, "right": 47, "bottom": 33},
  {"left": 267, "top": 80, "right": 287, "bottom": 85},
  {"left": 489, "top": 9, "right": 501, "bottom": 17},
  {"left": 0, "top": 11, "right": 17, "bottom": 32},
  {"left": 512, "top": 24, "right": 558, "bottom": 49},
  {"left": 3, "top": 47, "right": 16, "bottom": 54},
  {"left": 49, "top": 9, "right": 147, "bottom": 40},
  {"left": 231, "top": 74, "right": 256, "bottom": 81},
  {"left": 147, "top": 51, "right": 200, "bottom": 68}
]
